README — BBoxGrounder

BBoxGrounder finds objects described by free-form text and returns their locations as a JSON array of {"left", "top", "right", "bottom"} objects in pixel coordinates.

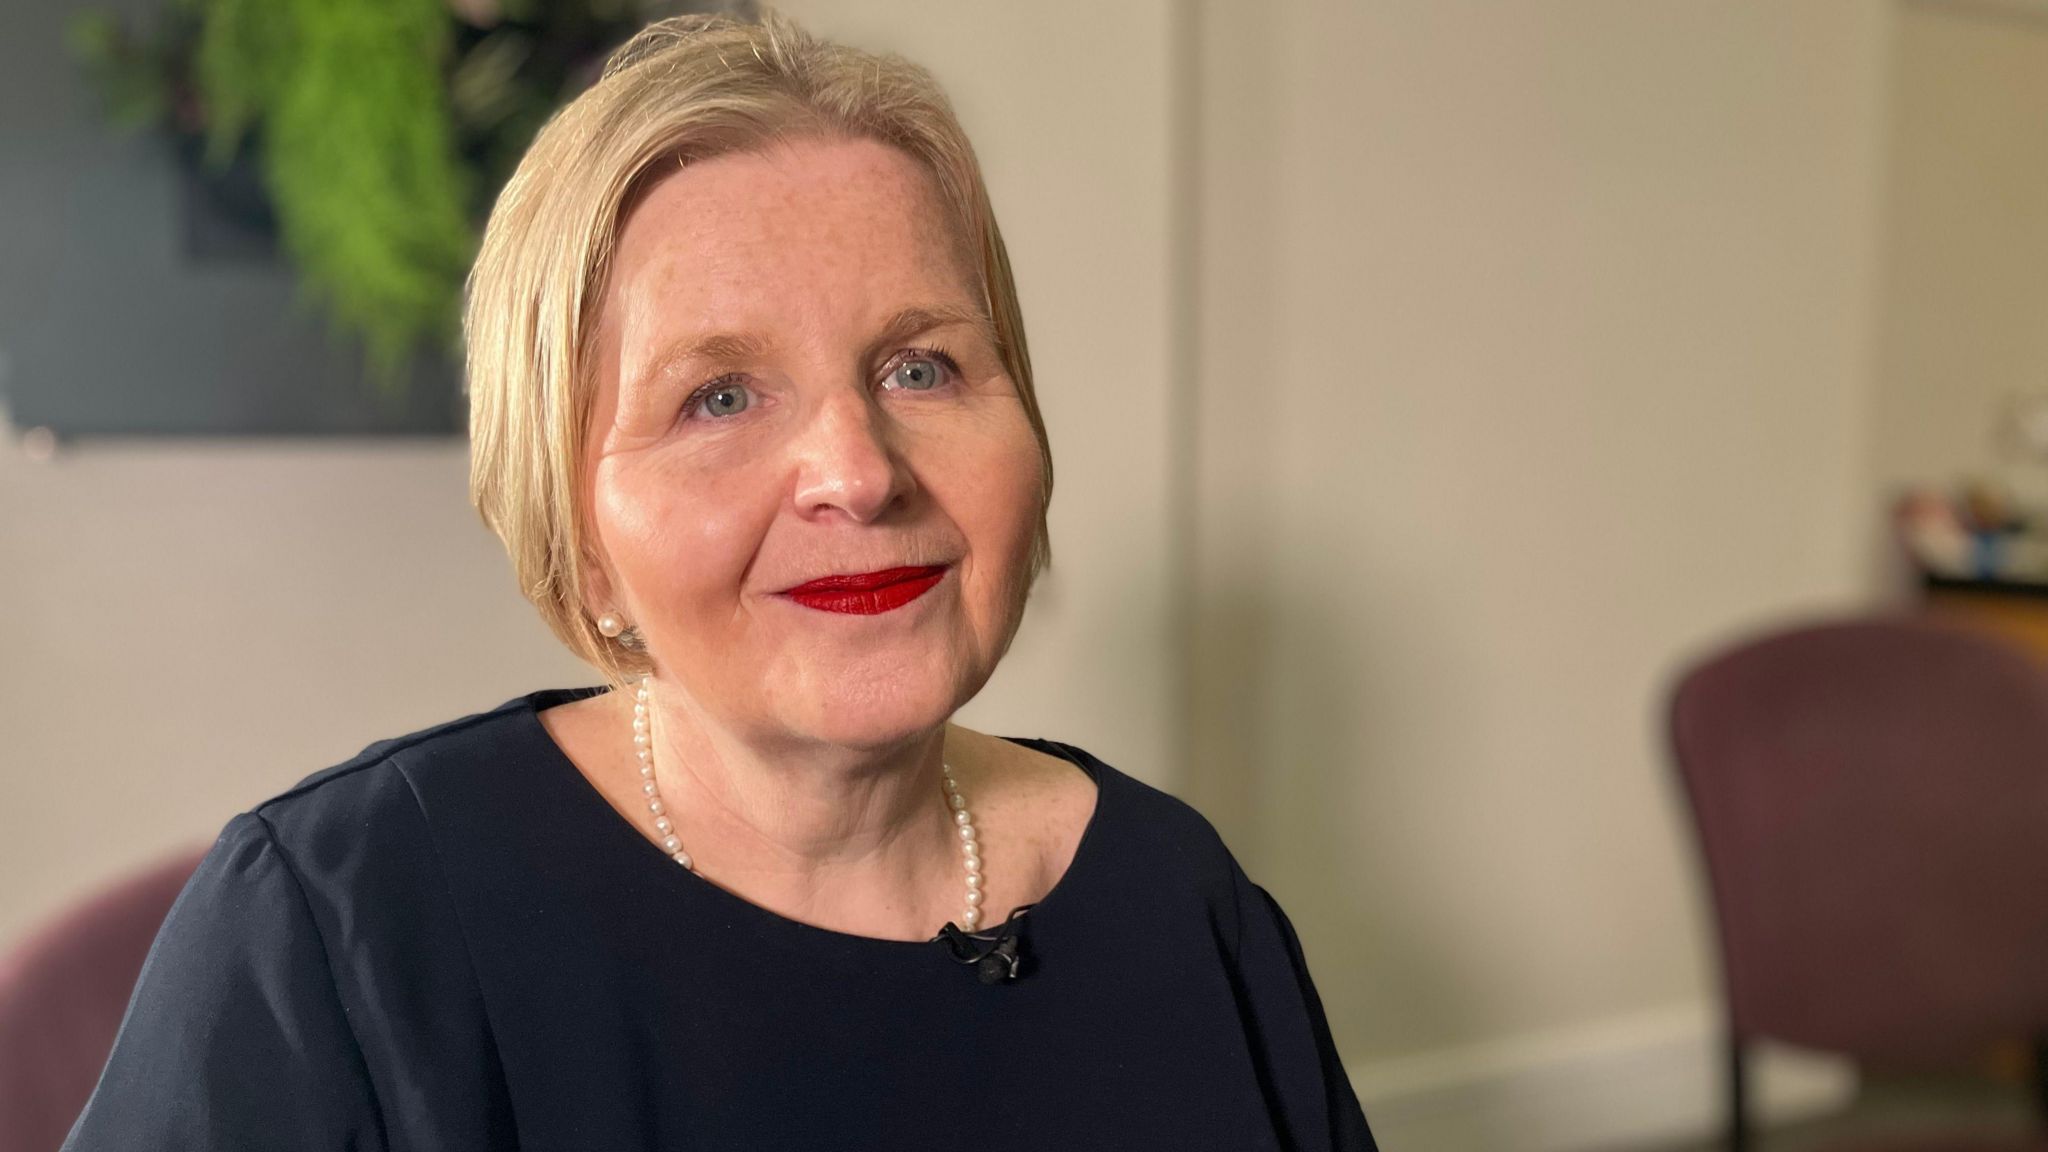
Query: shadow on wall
[{"left": 1182, "top": 558, "right": 1490, "bottom": 1072}]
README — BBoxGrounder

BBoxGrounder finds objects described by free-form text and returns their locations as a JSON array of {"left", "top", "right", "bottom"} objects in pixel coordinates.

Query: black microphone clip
[
  {"left": 975, "top": 932, "right": 1022, "bottom": 985},
  {"left": 933, "top": 904, "right": 1033, "bottom": 984}
]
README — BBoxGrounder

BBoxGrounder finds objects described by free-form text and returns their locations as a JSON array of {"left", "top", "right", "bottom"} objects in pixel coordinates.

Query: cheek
[
  {"left": 974, "top": 437, "right": 1047, "bottom": 638},
  {"left": 991, "top": 444, "right": 1047, "bottom": 561},
  {"left": 595, "top": 454, "right": 774, "bottom": 611},
  {"left": 927, "top": 413, "right": 1045, "bottom": 585}
]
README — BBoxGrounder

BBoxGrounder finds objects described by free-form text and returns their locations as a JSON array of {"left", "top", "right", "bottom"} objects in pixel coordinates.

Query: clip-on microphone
[{"left": 933, "top": 904, "right": 1033, "bottom": 984}]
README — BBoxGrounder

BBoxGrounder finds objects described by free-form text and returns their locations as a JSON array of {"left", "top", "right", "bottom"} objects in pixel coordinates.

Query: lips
[{"left": 779, "top": 565, "right": 949, "bottom": 615}]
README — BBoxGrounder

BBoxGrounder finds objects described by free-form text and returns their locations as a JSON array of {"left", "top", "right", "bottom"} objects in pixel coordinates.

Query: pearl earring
[{"left": 597, "top": 612, "right": 626, "bottom": 638}]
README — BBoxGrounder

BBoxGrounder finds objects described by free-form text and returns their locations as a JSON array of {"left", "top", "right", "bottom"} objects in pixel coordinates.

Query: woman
[{"left": 65, "top": 11, "right": 1375, "bottom": 1150}]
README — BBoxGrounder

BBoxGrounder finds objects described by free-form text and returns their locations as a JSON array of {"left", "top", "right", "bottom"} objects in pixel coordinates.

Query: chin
[
  {"left": 778, "top": 661, "right": 978, "bottom": 753},
  {"left": 787, "top": 701, "right": 953, "bottom": 754}
]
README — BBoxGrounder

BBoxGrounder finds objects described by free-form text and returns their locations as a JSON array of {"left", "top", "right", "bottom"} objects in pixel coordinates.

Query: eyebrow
[{"left": 633, "top": 303, "right": 997, "bottom": 395}]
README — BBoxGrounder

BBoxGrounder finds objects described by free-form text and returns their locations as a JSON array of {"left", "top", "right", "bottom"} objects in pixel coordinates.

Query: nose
[{"left": 790, "top": 386, "right": 915, "bottom": 524}]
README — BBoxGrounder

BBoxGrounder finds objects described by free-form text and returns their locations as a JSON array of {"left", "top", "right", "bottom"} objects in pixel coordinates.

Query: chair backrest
[
  {"left": 1669, "top": 614, "right": 2048, "bottom": 1063},
  {"left": 0, "top": 847, "right": 206, "bottom": 1152}
]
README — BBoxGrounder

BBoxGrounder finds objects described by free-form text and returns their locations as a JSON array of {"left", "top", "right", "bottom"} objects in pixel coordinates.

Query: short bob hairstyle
[{"left": 466, "top": 9, "right": 1054, "bottom": 688}]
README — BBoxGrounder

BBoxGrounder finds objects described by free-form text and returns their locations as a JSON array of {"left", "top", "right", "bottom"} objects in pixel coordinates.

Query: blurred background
[{"left": 7, "top": 0, "right": 2048, "bottom": 1149}]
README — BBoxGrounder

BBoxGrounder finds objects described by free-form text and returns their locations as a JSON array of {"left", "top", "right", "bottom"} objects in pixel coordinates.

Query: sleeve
[
  {"left": 60, "top": 813, "right": 385, "bottom": 1151},
  {"left": 1232, "top": 874, "right": 1379, "bottom": 1152}
]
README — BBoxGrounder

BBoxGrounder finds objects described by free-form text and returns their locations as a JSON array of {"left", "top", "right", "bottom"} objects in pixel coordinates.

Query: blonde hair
[{"left": 465, "top": 9, "right": 1053, "bottom": 688}]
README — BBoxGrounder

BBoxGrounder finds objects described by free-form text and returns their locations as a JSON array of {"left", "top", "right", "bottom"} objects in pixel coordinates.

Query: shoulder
[
  {"left": 253, "top": 687, "right": 596, "bottom": 839},
  {"left": 62, "top": 808, "right": 388, "bottom": 1146},
  {"left": 215, "top": 687, "right": 601, "bottom": 912},
  {"left": 64, "top": 696, "right": 579, "bottom": 1148},
  {"left": 1043, "top": 738, "right": 1238, "bottom": 861},
  {"left": 980, "top": 730, "right": 1250, "bottom": 906},
  {"left": 168, "top": 688, "right": 603, "bottom": 992}
]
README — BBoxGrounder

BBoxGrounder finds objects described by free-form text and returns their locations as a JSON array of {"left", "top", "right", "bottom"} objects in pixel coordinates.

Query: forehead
[{"left": 604, "top": 136, "right": 979, "bottom": 350}]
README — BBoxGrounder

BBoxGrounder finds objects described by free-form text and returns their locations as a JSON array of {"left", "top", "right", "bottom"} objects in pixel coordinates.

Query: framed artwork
[{"left": 1, "top": 0, "right": 734, "bottom": 441}]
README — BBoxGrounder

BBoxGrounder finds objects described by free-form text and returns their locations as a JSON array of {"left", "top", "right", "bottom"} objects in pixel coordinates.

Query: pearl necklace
[{"left": 631, "top": 677, "right": 988, "bottom": 931}]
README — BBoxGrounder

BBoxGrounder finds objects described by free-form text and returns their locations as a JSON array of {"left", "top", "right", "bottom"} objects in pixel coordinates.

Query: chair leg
[
  {"left": 1728, "top": 1032, "right": 1751, "bottom": 1152},
  {"left": 2032, "top": 1033, "right": 2048, "bottom": 1127}
]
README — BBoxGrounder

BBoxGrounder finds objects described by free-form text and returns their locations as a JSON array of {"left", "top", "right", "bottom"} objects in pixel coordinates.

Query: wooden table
[{"left": 1921, "top": 574, "right": 2048, "bottom": 659}]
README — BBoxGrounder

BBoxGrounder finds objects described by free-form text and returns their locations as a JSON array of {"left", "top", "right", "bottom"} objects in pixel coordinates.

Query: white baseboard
[{"left": 1349, "top": 1002, "right": 1858, "bottom": 1152}]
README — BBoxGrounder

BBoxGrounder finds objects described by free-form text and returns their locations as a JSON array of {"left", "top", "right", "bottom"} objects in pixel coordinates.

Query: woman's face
[{"left": 585, "top": 135, "right": 1045, "bottom": 753}]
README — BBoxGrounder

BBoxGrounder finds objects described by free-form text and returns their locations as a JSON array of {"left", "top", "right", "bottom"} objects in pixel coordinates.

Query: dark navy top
[{"left": 64, "top": 687, "right": 1376, "bottom": 1151}]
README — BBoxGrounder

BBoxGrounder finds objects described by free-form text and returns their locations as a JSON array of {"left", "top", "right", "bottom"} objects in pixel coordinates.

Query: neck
[{"left": 627, "top": 682, "right": 965, "bottom": 939}]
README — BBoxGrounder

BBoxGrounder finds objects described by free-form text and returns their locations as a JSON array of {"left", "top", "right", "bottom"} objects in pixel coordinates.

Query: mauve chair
[
  {"left": 1668, "top": 615, "right": 2048, "bottom": 1151},
  {"left": 0, "top": 846, "right": 207, "bottom": 1152}
]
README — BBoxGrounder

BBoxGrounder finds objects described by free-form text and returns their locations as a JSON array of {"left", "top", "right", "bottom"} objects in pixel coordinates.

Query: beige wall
[
  {"left": 1871, "top": 0, "right": 2048, "bottom": 507},
  {"left": 1183, "top": 1, "right": 1892, "bottom": 1140},
  {"left": 1189, "top": 0, "right": 1890, "bottom": 1055}
]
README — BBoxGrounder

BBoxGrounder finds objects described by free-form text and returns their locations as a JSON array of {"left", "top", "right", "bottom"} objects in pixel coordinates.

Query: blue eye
[
  {"left": 886, "top": 352, "right": 954, "bottom": 392},
  {"left": 688, "top": 380, "right": 751, "bottom": 419}
]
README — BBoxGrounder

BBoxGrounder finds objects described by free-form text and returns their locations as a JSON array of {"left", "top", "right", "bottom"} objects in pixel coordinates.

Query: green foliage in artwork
[
  {"left": 69, "top": 0, "right": 689, "bottom": 399},
  {"left": 195, "top": 0, "right": 474, "bottom": 389}
]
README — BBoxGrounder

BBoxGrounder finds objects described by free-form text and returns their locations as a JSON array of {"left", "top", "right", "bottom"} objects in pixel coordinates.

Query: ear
[{"left": 577, "top": 538, "right": 621, "bottom": 622}]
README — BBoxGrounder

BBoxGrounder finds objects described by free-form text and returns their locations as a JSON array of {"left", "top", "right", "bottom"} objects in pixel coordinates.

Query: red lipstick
[{"left": 779, "top": 565, "right": 948, "bottom": 615}]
